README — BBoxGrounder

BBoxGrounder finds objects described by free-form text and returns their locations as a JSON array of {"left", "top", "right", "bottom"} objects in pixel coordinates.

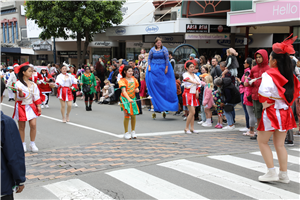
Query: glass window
[{"left": 92, "top": 48, "right": 111, "bottom": 66}]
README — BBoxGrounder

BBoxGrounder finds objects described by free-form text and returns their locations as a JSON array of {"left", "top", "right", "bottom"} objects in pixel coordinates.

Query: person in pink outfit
[{"left": 202, "top": 75, "right": 215, "bottom": 127}]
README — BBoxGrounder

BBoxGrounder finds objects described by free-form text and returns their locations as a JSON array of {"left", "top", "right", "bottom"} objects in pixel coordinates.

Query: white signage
[
  {"left": 185, "top": 33, "right": 230, "bottom": 40},
  {"left": 26, "top": 19, "right": 43, "bottom": 38},
  {"left": 20, "top": 5, "right": 26, "bottom": 16}
]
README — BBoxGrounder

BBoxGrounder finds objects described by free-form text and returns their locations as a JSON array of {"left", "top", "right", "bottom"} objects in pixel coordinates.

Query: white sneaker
[
  {"left": 124, "top": 132, "right": 131, "bottom": 140},
  {"left": 23, "top": 143, "right": 27, "bottom": 153},
  {"left": 202, "top": 122, "right": 212, "bottom": 127},
  {"left": 258, "top": 168, "right": 279, "bottom": 182},
  {"left": 73, "top": 103, "right": 78, "bottom": 107},
  {"left": 150, "top": 109, "right": 154, "bottom": 112},
  {"left": 222, "top": 125, "right": 235, "bottom": 130},
  {"left": 183, "top": 117, "right": 187, "bottom": 121},
  {"left": 197, "top": 121, "right": 204, "bottom": 125},
  {"left": 142, "top": 105, "right": 146, "bottom": 109},
  {"left": 131, "top": 131, "right": 137, "bottom": 139},
  {"left": 29, "top": 143, "right": 39, "bottom": 152},
  {"left": 278, "top": 171, "right": 290, "bottom": 183},
  {"left": 41, "top": 105, "right": 44, "bottom": 109},
  {"left": 45, "top": 104, "right": 49, "bottom": 109},
  {"left": 239, "top": 127, "right": 249, "bottom": 132}
]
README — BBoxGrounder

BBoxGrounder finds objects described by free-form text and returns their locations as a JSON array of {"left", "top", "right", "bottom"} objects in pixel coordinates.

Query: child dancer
[
  {"left": 213, "top": 88, "right": 224, "bottom": 128},
  {"left": 119, "top": 65, "right": 139, "bottom": 140},
  {"left": 13, "top": 63, "right": 42, "bottom": 152},
  {"left": 139, "top": 72, "right": 146, "bottom": 108},
  {"left": 202, "top": 75, "right": 215, "bottom": 127},
  {"left": 39, "top": 68, "right": 55, "bottom": 108}
]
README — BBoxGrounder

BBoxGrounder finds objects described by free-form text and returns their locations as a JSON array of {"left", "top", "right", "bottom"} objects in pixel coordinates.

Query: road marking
[
  {"left": 43, "top": 179, "right": 113, "bottom": 199},
  {"left": 106, "top": 168, "right": 208, "bottom": 199},
  {"left": 158, "top": 159, "right": 299, "bottom": 199},
  {"left": 251, "top": 151, "right": 300, "bottom": 165},
  {"left": 290, "top": 148, "right": 300, "bottom": 152},
  {"left": 208, "top": 155, "right": 300, "bottom": 183}
]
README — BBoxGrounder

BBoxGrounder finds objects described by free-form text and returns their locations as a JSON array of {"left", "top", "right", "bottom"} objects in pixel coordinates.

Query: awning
[{"left": 1, "top": 47, "right": 21, "bottom": 54}]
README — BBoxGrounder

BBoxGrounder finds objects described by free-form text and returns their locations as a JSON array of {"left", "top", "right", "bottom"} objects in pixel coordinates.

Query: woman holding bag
[{"left": 80, "top": 66, "right": 97, "bottom": 111}]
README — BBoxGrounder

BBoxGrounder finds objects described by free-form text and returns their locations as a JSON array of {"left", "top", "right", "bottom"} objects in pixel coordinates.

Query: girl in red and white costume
[
  {"left": 39, "top": 68, "right": 55, "bottom": 109},
  {"left": 257, "top": 34, "right": 300, "bottom": 183},
  {"left": 13, "top": 63, "right": 42, "bottom": 153},
  {"left": 55, "top": 65, "right": 78, "bottom": 122},
  {"left": 182, "top": 62, "right": 204, "bottom": 134}
]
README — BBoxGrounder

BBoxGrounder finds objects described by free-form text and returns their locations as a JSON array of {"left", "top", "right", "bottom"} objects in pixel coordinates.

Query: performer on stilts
[
  {"left": 119, "top": 65, "right": 139, "bottom": 140},
  {"left": 257, "top": 34, "right": 300, "bottom": 183},
  {"left": 55, "top": 64, "right": 78, "bottom": 122},
  {"left": 13, "top": 62, "right": 42, "bottom": 152}
]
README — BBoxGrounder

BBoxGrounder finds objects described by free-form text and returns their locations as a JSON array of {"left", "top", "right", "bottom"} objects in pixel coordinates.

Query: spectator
[
  {"left": 202, "top": 75, "right": 214, "bottom": 127},
  {"left": 210, "top": 57, "right": 222, "bottom": 80},
  {"left": 107, "top": 66, "right": 114, "bottom": 82},
  {"left": 214, "top": 54, "right": 222, "bottom": 64},
  {"left": 224, "top": 48, "right": 239, "bottom": 77},
  {"left": 1, "top": 79, "right": 26, "bottom": 200},
  {"left": 184, "top": 54, "right": 198, "bottom": 69},
  {"left": 95, "top": 57, "right": 106, "bottom": 89},
  {"left": 98, "top": 79, "right": 115, "bottom": 104},
  {"left": 199, "top": 55, "right": 206, "bottom": 67},
  {"left": 138, "top": 54, "right": 148, "bottom": 73},
  {"left": 174, "top": 73, "right": 182, "bottom": 116},
  {"left": 220, "top": 61, "right": 235, "bottom": 84},
  {"left": 169, "top": 51, "right": 176, "bottom": 69}
]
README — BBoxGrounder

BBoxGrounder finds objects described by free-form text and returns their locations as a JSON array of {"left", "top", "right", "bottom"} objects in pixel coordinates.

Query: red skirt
[
  {"left": 257, "top": 105, "right": 297, "bottom": 132},
  {"left": 182, "top": 89, "right": 199, "bottom": 107},
  {"left": 57, "top": 86, "right": 73, "bottom": 101},
  {"left": 13, "top": 101, "right": 40, "bottom": 121}
]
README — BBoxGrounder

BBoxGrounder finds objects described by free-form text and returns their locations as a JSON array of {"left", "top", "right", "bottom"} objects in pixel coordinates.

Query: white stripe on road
[
  {"left": 290, "top": 148, "right": 300, "bottom": 152},
  {"left": 208, "top": 155, "right": 300, "bottom": 183},
  {"left": 251, "top": 151, "right": 300, "bottom": 165},
  {"left": 158, "top": 159, "right": 299, "bottom": 200},
  {"left": 43, "top": 179, "right": 113, "bottom": 200},
  {"left": 106, "top": 168, "right": 208, "bottom": 199}
]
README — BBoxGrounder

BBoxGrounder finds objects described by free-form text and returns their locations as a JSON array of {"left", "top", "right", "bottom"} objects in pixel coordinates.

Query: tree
[{"left": 25, "top": 1, "right": 125, "bottom": 67}]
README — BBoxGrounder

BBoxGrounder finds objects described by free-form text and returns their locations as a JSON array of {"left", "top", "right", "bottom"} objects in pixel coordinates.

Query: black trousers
[
  {"left": 72, "top": 91, "right": 77, "bottom": 103},
  {"left": 1, "top": 194, "right": 13, "bottom": 200},
  {"left": 84, "top": 93, "right": 94, "bottom": 102},
  {"left": 44, "top": 93, "right": 50, "bottom": 105}
]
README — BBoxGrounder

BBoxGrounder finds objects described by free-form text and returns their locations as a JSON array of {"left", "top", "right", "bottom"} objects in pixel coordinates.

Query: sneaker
[
  {"left": 73, "top": 103, "right": 78, "bottom": 107},
  {"left": 278, "top": 171, "right": 290, "bottom": 183},
  {"left": 142, "top": 105, "right": 146, "bottom": 109},
  {"left": 183, "top": 117, "right": 187, "bottom": 121},
  {"left": 41, "top": 105, "right": 44, "bottom": 109},
  {"left": 23, "top": 143, "right": 27, "bottom": 153},
  {"left": 45, "top": 104, "right": 49, "bottom": 109},
  {"left": 197, "top": 121, "right": 204, "bottom": 125},
  {"left": 202, "top": 122, "right": 212, "bottom": 127},
  {"left": 131, "top": 131, "right": 137, "bottom": 139},
  {"left": 239, "top": 127, "right": 249, "bottom": 132},
  {"left": 150, "top": 109, "right": 154, "bottom": 112},
  {"left": 258, "top": 168, "right": 279, "bottom": 182},
  {"left": 29, "top": 143, "right": 39, "bottom": 152},
  {"left": 124, "top": 132, "right": 131, "bottom": 140},
  {"left": 184, "top": 129, "right": 192, "bottom": 134},
  {"left": 215, "top": 124, "right": 222, "bottom": 129},
  {"left": 222, "top": 125, "right": 235, "bottom": 130},
  {"left": 285, "top": 140, "right": 294, "bottom": 147}
]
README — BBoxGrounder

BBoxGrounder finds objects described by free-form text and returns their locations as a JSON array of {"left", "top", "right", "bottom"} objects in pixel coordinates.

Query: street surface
[{"left": 1, "top": 91, "right": 299, "bottom": 200}]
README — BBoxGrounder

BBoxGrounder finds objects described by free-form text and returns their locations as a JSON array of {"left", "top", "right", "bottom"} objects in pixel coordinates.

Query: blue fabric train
[{"left": 146, "top": 46, "right": 178, "bottom": 112}]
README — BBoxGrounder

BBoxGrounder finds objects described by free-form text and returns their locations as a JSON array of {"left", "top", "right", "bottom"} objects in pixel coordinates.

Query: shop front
[
  {"left": 1, "top": 47, "right": 21, "bottom": 66},
  {"left": 89, "top": 40, "right": 118, "bottom": 66}
]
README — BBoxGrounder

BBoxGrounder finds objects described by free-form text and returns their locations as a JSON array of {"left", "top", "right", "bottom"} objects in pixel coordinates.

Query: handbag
[
  {"left": 82, "top": 84, "right": 90, "bottom": 93},
  {"left": 224, "top": 104, "right": 234, "bottom": 112}
]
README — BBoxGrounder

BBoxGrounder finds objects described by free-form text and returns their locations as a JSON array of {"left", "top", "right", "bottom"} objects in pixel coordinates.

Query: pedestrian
[
  {"left": 6, "top": 64, "right": 18, "bottom": 101},
  {"left": 210, "top": 57, "right": 222, "bottom": 80},
  {"left": 13, "top": 62, "right": 42, "bottom": 152},
  {"left": 69, "top": 65, "right": 79, "bottom": 108},
  {"left": 80, "top": 66, "right": 97, "bottom": 111},
  {"left": 169, "top": 51, "right": 176, "bottom": 69},
  {"left": 55, "top": 65, "right": 78, "bottom": 122},
  {"left": 249, "top": 49, "right": 270, "bottom": 139},
  {"left": 95, "top": 57, "right": 106, "bottom": 89},
  {"left": 212, "top": 88, "right": 224, "bottom": 129},
  {"left": 202, "top": 75, "right": 215, "bottom": 127},
  {"left": 182, "top": 62, "right": 203, "bottom": 134},
  {"left": 39, "top": 68, "right": 55, "bottom": 109},
  {"left": 197, "top": 73, "right": 209, "bottom": 125},
  {"left": 1, "top": 79, "right": 26, "bottom": 200},
  {"left": 257, "top": 35, "right": 299, "bottom": 183},
  {"left": 119, "top": 65, "right": 140, "bottom": 140},
  {"left": 146, "top": 37, "right": 178, "bottom": 112},
  {"left": 224, "top": 48, "right": 239, "bottom": 77},
  {"left": 139, "top": 72, "right": 147, "bottom": 109},
  {"left": 5, "top": 66, "right": 15, "bottom": 101}
]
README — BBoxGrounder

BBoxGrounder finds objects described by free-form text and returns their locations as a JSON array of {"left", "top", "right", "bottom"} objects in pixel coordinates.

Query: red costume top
[{"left": 38, "top": 74, "right": 54, "bottom": 93}]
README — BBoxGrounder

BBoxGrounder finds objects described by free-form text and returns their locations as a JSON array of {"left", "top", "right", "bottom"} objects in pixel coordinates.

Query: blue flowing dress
[{"left": 146, "top": 46, "right": 178, "bottom": 112}]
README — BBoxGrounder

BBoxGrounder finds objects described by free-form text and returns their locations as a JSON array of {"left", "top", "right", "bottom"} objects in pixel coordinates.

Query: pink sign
[{"left": 229, "top": 0, "right": 300, "bottom": 26}]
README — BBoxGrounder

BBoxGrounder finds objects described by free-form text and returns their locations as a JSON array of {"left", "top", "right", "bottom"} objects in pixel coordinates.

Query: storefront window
[
  {"left": 92, "top": 48, "right": 111, "bottom": 66},
  {"left": 126, "top": 48, "right": 151, "bottom": 61}
]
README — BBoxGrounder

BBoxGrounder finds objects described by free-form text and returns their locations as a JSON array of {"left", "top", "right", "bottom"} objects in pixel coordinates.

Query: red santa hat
[{"left": 14, "top": 62, "right": 30, "bottom": 74}]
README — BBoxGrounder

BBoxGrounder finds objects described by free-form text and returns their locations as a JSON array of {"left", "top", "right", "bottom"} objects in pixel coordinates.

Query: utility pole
[{"left": 53, "top": 37, "right": 56, "bottom": 63}]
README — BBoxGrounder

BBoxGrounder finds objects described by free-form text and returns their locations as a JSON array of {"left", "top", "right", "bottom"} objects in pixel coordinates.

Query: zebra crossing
[{"left": 16, "top": 148, "right": 300, "bottom": 200}]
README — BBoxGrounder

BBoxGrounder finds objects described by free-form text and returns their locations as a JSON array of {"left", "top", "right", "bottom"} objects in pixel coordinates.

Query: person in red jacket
[
  {"left": 39, "top": 69, "right": 55, "bottom": 108},
  {"left": 248, "top": 49, "right": 270, "bottom": 139}
]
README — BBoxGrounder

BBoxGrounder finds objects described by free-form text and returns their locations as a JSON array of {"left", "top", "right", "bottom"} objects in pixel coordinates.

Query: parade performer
[
  {"left": 39, "top": 68, "right": 55, "bottom": 108},
  {"left": 146, "top": 37, "right": 178, "bottom": 112},
  {"left": 69, "top": 65, "right": 79, "bottom": 107},
  {"left": 119, "top": 65, "right": 139, "bottom": 140},
  {"left": 5, "top": 66, "right": 15, "bottom": 101},
  {"left": 80, "top": 66, "right": 97, "bottom": 111},
  {"left": 182, "top": 62, "right": 204, "bottom": 134},
  {"left": 257, "top": 34, "right": 299, "bottom": 183},
  {"left": 55, "top": 64, "right": 78, "bottom": 122},
  {"left": 13, "top": 63, "right": 42, "bottom": 152}
]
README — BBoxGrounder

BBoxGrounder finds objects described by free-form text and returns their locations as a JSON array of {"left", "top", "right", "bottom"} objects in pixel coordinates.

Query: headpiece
[
  {"left": 63, "top": 61, "right": 70, "bottom": 71},
  {"left": 14, "top": 62, "right": 30, "bottom": 74},
  {"left": 272, "top": 34, "right": 298, "bottom": 55},
  {"left": 119, "top": 64, "right": 125, "bottom": 76}
]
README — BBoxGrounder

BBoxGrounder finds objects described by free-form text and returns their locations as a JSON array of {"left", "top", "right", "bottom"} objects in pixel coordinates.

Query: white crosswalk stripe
[
  {"left": 208, "top": 155, "right": 300, "bottom": 183},
  {"left": 43, "top": 179, "right": 114, "bottom": 200},
  {"left": 251, "top": 151, "right": 300, "bottom": 165},
  {"left": 106, "top": 168, "right": 208, "bottom": 199},
  {"left": 290, "top": 148, "right": 300, "bottom": 152},
  {"left": 158, "top": 159, "right": 299, "bottom": 199}
]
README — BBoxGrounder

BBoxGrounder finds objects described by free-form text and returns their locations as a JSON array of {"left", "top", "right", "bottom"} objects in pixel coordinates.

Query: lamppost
[{"left": 53, "top": 37, "right": 56, "bottom": 63}]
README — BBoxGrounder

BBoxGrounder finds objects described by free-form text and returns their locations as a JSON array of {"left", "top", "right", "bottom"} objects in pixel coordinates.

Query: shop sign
[
  {"left": 185, "top": 33, "right": 229, "bottom": 40},
  {"left": 217, "top": 36, "right": 253, "bottom": 47},
  {"left": 186, "top": 24, "right": 208, "bottom": 33},
  {"left": 115, "top": 28, "right": 126, "bottom": 35},
  {"left": 33, "top": 44, "right": 52, "bottom": 51},
  {"left": 210, "top": 25, "right": 231, "bottom": 33},
  {"left": 89, "top": 41, "right": 118, "bottom": 47},
  {"left": 145, "top": 25, "right": 159, "bottom": 33},
  {"left": 144, "top": 35, "right": 184, "bottom": 43},
  {"left": 58, "top": 51, "right": 82, "bottom": 55}
]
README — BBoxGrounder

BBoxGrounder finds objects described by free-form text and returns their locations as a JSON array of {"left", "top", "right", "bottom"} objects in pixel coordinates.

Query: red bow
[
  {"left": 119, "top": 64, "right": 125, "bottom": 77},
  {"left": 14, "top": 62, "right": 30, "bottom": 74},
  {"left": 272, "top": 34, "right": 298, "bottom": 55}
]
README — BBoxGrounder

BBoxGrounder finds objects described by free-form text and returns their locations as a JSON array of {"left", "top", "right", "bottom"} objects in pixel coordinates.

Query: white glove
[{"left": 249, "top": 78, "right": 257, "bottom": 85}]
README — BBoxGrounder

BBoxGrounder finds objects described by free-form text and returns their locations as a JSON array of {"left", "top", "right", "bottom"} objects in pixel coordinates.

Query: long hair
[
  {"left": 246, "top": 57, "right": 253, "bottom": 69},
  {"left": 205, "top": 75, "right": 214, "bottom": 90},
  {"left": 200, "top": 55, "right": 206, "bottom": 65},
  {"left": 121, "top": 65, "right": 133, "bottom": 78},
  {"left": 154, "top": 37, "right": 163, "bottom": 49},
  {"left": 18, "top": 65, "right": 31, "bottom": 87},
  {"left": 271, "top": 51, "right": 294, "bottom": 103}
]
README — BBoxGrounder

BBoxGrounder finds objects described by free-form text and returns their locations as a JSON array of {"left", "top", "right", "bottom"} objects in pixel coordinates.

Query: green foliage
[{"left": 25, "top": 0, "right": 125, "bottom": 41}]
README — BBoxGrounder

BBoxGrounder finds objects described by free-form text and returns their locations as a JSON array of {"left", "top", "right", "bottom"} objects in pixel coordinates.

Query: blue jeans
[
  {"left": 224, "top": 103, "right": 237, "bottom": 126},
  {"left": 241, "top": 93, "right": 249, "bottom": 128}
]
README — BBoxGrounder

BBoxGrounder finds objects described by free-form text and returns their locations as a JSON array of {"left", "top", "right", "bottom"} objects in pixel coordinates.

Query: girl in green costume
[{"left": 80, "top": 66, "right": 97, "bottom": 111}]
